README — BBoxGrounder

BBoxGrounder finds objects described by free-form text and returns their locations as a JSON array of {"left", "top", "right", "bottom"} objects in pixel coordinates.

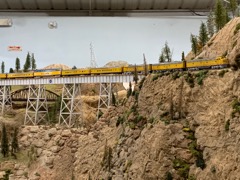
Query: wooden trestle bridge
[{"left": 0, "top": 75, "right": 144, "bottom": 128}]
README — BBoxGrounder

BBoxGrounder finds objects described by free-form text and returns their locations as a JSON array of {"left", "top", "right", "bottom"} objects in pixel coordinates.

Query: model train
[{"left": 0, "top": 57, "right": 229, "bottom": 79}]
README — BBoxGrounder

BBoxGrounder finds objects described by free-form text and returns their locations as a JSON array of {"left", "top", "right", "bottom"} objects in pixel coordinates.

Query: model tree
[
  {"left": 23, "top": 52, "right": 31, "bottom": 72},
  {"left": 1, "top": 61, "right": 5, "bottom": 73},
  {"left": 199, "top": 22, "right": 209, "bottom": 48},
  {"left": 190, "top": 34, "right": 198, "bottom": 57},
  {"left": 15, "top": 57, "right": 20, "bottom": 72},
  {"left": 207, "top": 10, "right": 215, "bottom": 38},
  {"left": 1, "top": 124, "right": 9, "bottom": 157},
  {"left": 31, "top": 53, "right": 36, "bottom": 70},
  {"left": 214, "top": 0, "right": 227, "bottom": 31}
]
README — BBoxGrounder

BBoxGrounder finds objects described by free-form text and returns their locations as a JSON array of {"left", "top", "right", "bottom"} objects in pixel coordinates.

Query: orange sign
[{"left": 8, "top": 46, "right": 22, "bottom": 51}]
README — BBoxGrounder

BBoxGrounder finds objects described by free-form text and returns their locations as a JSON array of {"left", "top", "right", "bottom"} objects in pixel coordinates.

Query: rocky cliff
[{"left": 2, "top": 69, "right": 240, "bottom": 180}]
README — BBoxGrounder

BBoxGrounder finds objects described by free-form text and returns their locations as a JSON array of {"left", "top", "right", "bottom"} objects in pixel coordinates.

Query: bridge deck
[{"left": 0, "top": 75, "right": 144, "bottom": 86}]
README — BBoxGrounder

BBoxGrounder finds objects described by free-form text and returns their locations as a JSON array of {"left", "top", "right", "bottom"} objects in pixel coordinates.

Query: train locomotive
[{"left": 0, "top": 57, "right": 229, "bottom": 79}]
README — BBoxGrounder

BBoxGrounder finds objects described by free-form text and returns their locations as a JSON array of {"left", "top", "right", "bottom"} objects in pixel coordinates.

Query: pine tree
[
  {"left": 190, "top": 34, "right": 198, "bottom": 57},
  {"left": 31, "top": 53, "right": 36, "bottom": 70},
  {"left": 15, "top": 57, "right": 20, "bottom": 72},
  {"left": 72, "top": 66, "right": 77, "bottom": 69},
  {"left": 207, "top": 10, "right": 215, "bottom": 38},
  {"left": 181, "top": 51, "right": 185, "bottom": 61},
  {"left": 133, "top": 64, "right": 139, "bottom": 84},
  {"left": 214, "top": 0, "right": 227, "bottom": 31},
  {"left": 11, "top": 128, "right": 19, "bottom": 153},
  {"left": 23, "top": 52, "right": 31, "bottom": 72},
  {"left": 163, "top": 42, "right": 172, "bottom": 62},
  {"left": 1, "top": 124, "right": 9, "bottom": 157},
  {"left": 1, "top": 61, "right": 5, "bottom": 73},
  {"left": 127, "top": 82, "right": 132, "bottom": 98},
  {"left": 143, "top": 53, "right": 148, "bottom": 76},
  {"left": 199, "top": 22, "right": 209, "bottom": 48},
  {"left": 9, "top": 68, "right": 14, "bottom": 73},
  {"left": 159, "top": 52, "right": 165, "bottom": 63},
  {"left": 111, "top": 91, "right": 116, "bottom": 106}
]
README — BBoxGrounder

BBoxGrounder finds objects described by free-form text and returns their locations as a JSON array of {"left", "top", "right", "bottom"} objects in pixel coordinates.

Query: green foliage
[
  {"left": 231, "top": 98, "right": 240, "bottom": 118},
  {"left": 1, "top": 124, "right": 9, "bottom": 157},
  {"left": 1, "top": 61, "right": 5, "bottom": 73},
  {"left": 133, "top": 64, "right": 139, "bottom": 84},
  {"left": 184, "top": 72, "right": 195, "bottom": 88},
  {"left": 181, "top": 51, "right": 185, "bottom": 61},
  {"left": 159, "top": 41, "right": 173, "bottom": 62},
  {"left": 218, "top": 70, "right": 227, "bottom": 77},
  {"left": 127, "top": 82, "right": 132, "bottom": 98},
  {"left": 190, "top": 34, "right": 198, "bottom": 57},
  {"left": 173, "top": 159, "right": 190, "bottom": 179},
  {"left": 98, "top": 110, "right": 103, "bottom": 119},
  {"left": 196, "top": 156, "right": 205, "bottom": 169},
  {"left": 116, "top": 116, "right": 124, "bottom": 127},
  {"left": 225, "top": 119, "right": 230, "bottom": 131},
  {"left": 134, "top": 91, "right": 139, "bottom": 101},
  {"left": 199, "top": 22, "right": 209, "bottom": 48},
  {"left": 23, "top": 52, "right": 31, "bottom": 72},
  {"left": 234, "top": 23, "right": 240, "bottom": 35},
  {"left": 207, "top": 10, "right": 215, "bottom": 38},
  {"left": 139, "top": 77, "right": 145, "bottom": 90},
  {"left": 172, "top": 72, "right": 180, "bottom": 80},
  {"left": 165, "top": 171, "right": 173, "bottom": 180},
  {"left": 229, "top": 0, "right": 238, "bottom": 17},
  {"left": 195, "top": 70, "right": 208, "bottom": 85},
  {"left": 31, "top": 53, "right": 36, "bottom": 70},
  {"left": 214, "top": 0, "right": 227, "bottom": 31},
  {"left": 49, "top": 96, "right": 61, "bottom": 124},
  {"left": 72, "top": 65, "right": 77, "bottom": 69},
  {"left": 111, "top": 91, "right": 116, "bottom": 106},
  {"left": 15, "top": 57, "right": 20, "bottom": 72},
  {"left": 9, "top": 68, "right": 14, "bottom": 73},
  {"left": 11, "top": 128, "right": 19, "bottom": 153}
]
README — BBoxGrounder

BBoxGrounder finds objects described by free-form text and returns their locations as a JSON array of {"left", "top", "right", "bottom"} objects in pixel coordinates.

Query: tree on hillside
[
  {"left": 133, "top": 64, "right": 139, "bottom": 84},
  {"left": 9, "top": 68, "right": 14, "bottom": 73},
  {"left": 127, "top": 82, "right": 132, "bottom": 98},
  {"left": 11, "top": 128, "right": 19, "bottom": 153},
  {"left": 72, "top": 65, "right": 77, "bottom": 69},
  {"left": 199, "top": 22, "right": 209, "bottom": 48},
  {"left": 214, "top": 0, "right": 227, "bottom": 31},
  {"left": 1, "top": 61, "right": 5, "bottom": 73},
  {"left": 1, "top": 124, "right": 9, "bottom": 157},
  {"left": 23, "top": 52, "right": 31, "bottom": 72},
  {"left": 190, "top": 34, "right": 198, "bottom": 57},
  {"left": 31, "top": 53, "right": 36, "bottom": 70},
  {"left": 143, "top": 53, "right": 148, "bottom": 76},
  {"left": 207, "top": 10, "right": 215, "bottom": 38},
  {"left": 159, "top": 53, "right": 165, "bottom": 63},
  {"left": 229, "top": 0, "right": 238, "bottom": 17},
  {"left": 15, "top": 57, "right": 20, "bottom": 72},
  {"left": 181, "top": 51, "right": 185, "bottom": 61}
]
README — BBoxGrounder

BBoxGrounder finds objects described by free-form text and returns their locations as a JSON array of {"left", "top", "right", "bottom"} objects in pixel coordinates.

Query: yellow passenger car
[
  {"left": 123, "top": 65, "right": 151, "bottom": 73},
  {"left": 151, "top": 61, "right": 185, "bottom": 71},
  {"left": 0, "top": 73, "right": 7, "bottom": 79},
  {"left": 7, "top": 72, "right": 34, "bottom": 78},
  {"left": 186, "top": 57, "right": 229, "bottom": 69},
  {"left": 62, "top": 69, "right": 91, "bottom": 76},
  {"left": 34, "top": 69, "right": 61, "bottom": 77},
  {"left": 90, "top": 67, "right": 123, "bottom": 74}
]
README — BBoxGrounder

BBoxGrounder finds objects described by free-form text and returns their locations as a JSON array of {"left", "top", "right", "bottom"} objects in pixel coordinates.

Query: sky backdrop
[{"left": 0, "top": 14, "right": 207, "bottom": 71}]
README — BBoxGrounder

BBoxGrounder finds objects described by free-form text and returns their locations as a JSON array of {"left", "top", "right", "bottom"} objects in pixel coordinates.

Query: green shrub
[
  {"left": 196, "top": 156, "right": 205, "bottom": 169},
  {"left": 225, "top": 119, "right": 230, "bottom": 131},
  {"left": 195, "top": 70, "right": 208, "bottom": 85},
  {"left": 172, "top": 72, "right": 180, "bottom": 80},
  {"left": 184, "top": 72, "right": 195, "bottom": 88},
  {"left": 173, "top": 159, "right": 190, "bottom": 179},
  {"left": 218, "top": 70, "right": 226, "bottom": 77},
  {"left": 116, "top": 116, "right": 124, "bottom": 127},
  {"left": 165, "top": 171, "right": 173, "bottom": 180}
]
